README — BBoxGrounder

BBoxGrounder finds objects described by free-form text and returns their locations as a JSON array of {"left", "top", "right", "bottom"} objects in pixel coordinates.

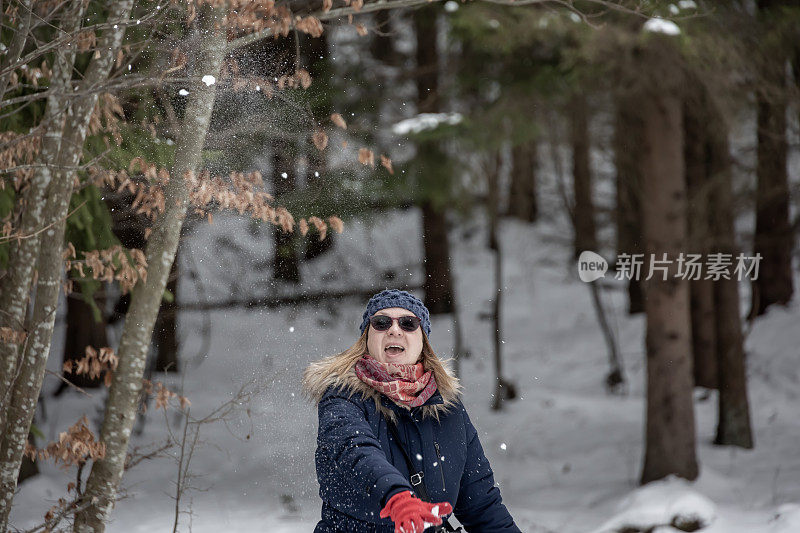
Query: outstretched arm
[{"left": 316, "top": 389, "right": 412, "bottom": 512}]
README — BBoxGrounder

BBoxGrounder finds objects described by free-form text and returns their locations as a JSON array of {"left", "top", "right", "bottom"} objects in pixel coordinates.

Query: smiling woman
[{"left": 302, "top": 290, "right": 521, "bottom": 533}]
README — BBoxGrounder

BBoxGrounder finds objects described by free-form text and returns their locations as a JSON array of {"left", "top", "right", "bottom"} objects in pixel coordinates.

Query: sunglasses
[{"left": 369, "top": 315, "right": 421, "bottom": 332}]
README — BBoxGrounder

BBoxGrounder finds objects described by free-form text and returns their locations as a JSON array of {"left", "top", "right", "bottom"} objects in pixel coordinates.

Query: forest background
[{"left": 1, "top": 0, "right": 799, "bottom": 531}]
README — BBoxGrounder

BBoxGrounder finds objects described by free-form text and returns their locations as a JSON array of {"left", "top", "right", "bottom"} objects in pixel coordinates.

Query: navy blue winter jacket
[{"left": 307, "top": 364, "right": 521, "bottom": 533}]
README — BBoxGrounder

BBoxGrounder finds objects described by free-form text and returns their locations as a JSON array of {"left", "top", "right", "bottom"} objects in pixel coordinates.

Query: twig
[
  {"left": 173, "top": 407, "right": 191, "bottom": 533},
  {"left": 0, "top": 199, "right": 88, "bottom": 245},
  {"left": 124, "top": 441, "right": 173, "bottom": 471},
  {"left": 45, "top": 369, "right": 93, "bottom": 398},
  {"left": 16, "top": 498, "right": 94, "bottom": 533}
]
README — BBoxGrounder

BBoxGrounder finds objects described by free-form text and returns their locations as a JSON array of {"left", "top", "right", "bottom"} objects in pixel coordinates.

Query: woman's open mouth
[{"left": 385, "top": 345, "right": 405, "bottom": 356}]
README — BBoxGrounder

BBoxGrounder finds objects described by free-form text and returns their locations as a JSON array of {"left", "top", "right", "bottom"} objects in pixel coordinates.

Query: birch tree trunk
[
  {"left": 0, "top": 2, "right": 133, "bottom": 526},
  {"left": 74, "top": 8, "right": 227, "bottom": 531},
  {"left": 0, "top": 0, "right": 84, "bottom": 439},
  {"left": 0, "top": 168, "right": 76, "bottom": 529}
]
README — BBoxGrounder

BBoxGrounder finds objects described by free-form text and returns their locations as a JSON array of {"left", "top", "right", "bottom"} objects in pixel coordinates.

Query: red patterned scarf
[{"left": 354, "top": 354, "right": 438, "bottom": 408}]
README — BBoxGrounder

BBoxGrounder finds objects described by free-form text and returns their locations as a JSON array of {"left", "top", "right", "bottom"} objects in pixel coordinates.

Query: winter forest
[{"left": 1, "top": 0, "right": 799, "bottom": 531}]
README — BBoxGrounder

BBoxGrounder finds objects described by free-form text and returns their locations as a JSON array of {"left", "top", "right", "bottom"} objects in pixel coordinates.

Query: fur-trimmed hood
[{"left": 303, "top": 354, "right": 462, "bottom": 423}]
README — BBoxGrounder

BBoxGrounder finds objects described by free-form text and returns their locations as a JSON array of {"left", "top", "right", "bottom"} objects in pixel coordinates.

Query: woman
[{"left": 303, "top": 289, "right": 521, "bottom": 532}]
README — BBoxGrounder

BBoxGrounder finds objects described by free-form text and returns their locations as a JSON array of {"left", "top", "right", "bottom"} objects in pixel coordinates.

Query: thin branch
[
  {"left": 226, "top": 0, "right": 439, "bottom": 52},
  {"left": 16, "top": 498, "right": 93, "bottom": 533},
  {"left": 45, "top": 370, "right": 93, "bottom": 398},
  {"left": 227, "top": 0, "right": 648, "bottom": 52},
  {"left": 0, "top": 199, "right": 88, "bottom": 245},
  {"left": 124, "top": 441, "right": 173, "bottom": 471},
  {"left": 0, "top": 7, "right": 167, "bottom": 80},
  {"left": 173, "top": 408, "right": 190, "bottom": 533}
]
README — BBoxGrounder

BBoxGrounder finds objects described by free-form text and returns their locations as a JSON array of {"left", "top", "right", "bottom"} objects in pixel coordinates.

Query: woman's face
[{"left": 366, "top": 307, "right": 424, "bottom": 366}]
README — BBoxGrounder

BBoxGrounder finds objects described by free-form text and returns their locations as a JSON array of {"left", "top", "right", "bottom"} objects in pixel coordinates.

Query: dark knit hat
[{"left": 360, "top": 289, "right": 431, "bottom": 336}]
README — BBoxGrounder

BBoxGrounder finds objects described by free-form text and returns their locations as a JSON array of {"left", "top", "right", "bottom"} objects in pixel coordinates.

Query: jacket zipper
[{"left": 433, "top": 441, "right": 446, "bottom": 491}]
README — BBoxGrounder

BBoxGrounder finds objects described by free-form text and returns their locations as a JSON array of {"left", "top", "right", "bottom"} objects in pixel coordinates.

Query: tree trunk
[
  {"left": 639, "top": 71, "right": 698, "bottom": 484},
  {"left": 17, "top": 432, "right": 38, "bottom": 485},
  {"left": 507, "top": 141, "right": 538, "bottom": 222},
  {"left": 689, "top": 280, "right": 717, "bottom": 388},
  {"left": 303, "top": 34, "right": 335, "bottom": 261},
  {"left": 751, "top": 95, "right": 793, "bottom": 316},
  {"left": 570, "top": 94, "right": 597, "bottom": 259},
  {"left": 0, "top": 0, "right": 84, "bottom": 428},
  {"left": 421, "top": 203, "right": 454, "bottom": 314},
  {"left": 60, "top": 287, "right": 109, "bottom": 391},
  {"left": 487, "top": 152, "right": 515, "bottom": 410},
  {"left": 0, "top": 166, "right": 76, "bottom": 528},
  {"left": 370, "top": 9, "right": 396, "bottom": 65},
  {"left": 271, "top": 138, "right": 300, "bottom": 283},
  {"left": 74, "top": 7, "right": 225, "bottom": 531},
  {"left": 613, "top": 96, "right": 645, "bottom": 315},
  {"left": 750, "top": 0, "right": 794, "bottom": 317},
  {"left": 706, "top": 101, "right": 753, "bottom": 449},
  {"left": 415, "top": 6, "right": 455, "bottom": 315},
  {"left": 155, "top": 259, "right": 179, "bottom": 373},
  {"left": 0, "top": 0, "right": 131, "bottom": 524},
  {"left": 683, "top": 94, "right": 718, "bottom": 389}
]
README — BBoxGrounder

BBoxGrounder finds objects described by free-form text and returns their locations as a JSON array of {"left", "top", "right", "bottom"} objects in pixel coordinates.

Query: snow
[
  {"left": 644, "top": 17, "right": 681, "bottom": 35},
  {"left": 178, "top": 89, "right": 189, "bottom": 96},
  {"left": 201, "top": 75, "right": 216, "bottom": 87},
  {"left": 591, "top": 477, "right": 717, "bottom": 532},
  {"left": 9, "top": 162, "right": 800, "bottom": 532},
  {"left": 392, "top": 113, "right": 463, "bottom": 135},
  {"left": 444, "top": 1, "right": 459, "bottom": 13}
]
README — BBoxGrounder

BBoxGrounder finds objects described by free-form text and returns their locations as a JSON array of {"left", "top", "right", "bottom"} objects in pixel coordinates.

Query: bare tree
[
  {"left": 0, "top": 1, "right": 133, "bottom": 526},
  {"left": 74, "top": 5, "right": 227, "bottom": 530},
  {"left": 0, "top": 1, "right": 86, "bottom": 430}
]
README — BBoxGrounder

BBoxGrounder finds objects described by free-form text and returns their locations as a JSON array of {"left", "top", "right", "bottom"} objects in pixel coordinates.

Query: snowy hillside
[{"left": 10, "top": 208, "right": 800, "bottom": 533}]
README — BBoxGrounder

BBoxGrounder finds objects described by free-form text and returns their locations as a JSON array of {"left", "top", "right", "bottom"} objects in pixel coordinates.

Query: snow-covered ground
[{"left": 10, "top": 205, "right": 800, "bottom": 532}]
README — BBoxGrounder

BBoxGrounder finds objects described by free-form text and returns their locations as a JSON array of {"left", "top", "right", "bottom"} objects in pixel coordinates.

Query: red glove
[{"left": 379, "top": 490, "right": 453, "bottom": 533}]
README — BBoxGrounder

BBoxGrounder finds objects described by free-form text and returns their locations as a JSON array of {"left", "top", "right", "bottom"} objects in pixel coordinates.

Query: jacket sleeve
[
  {"left": 316, "top": 387, "right": 413, "bottom": 516},
  {"left": 453, "top": 406, "right": 521, "bottom": 532}
]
